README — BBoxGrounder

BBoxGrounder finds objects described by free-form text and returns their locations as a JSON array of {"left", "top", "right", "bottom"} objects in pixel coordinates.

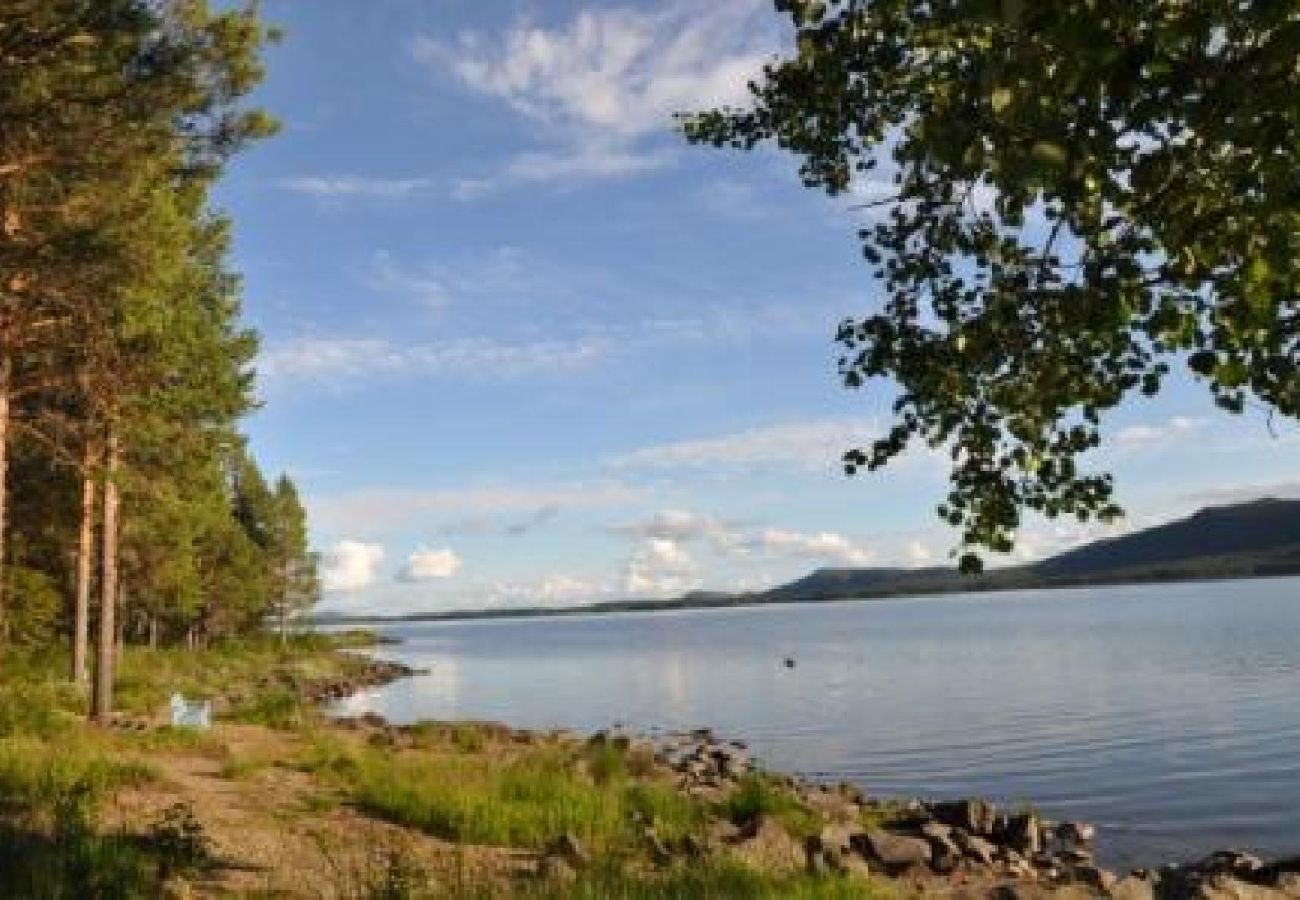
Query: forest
[{"left": 0, "top": 1, "right": 315, "bottom": 719}]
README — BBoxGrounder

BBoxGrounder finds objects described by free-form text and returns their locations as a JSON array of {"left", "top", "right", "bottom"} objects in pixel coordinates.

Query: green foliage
[{"left": 682, "top": 1, "right": 1300, "bottom": 566}]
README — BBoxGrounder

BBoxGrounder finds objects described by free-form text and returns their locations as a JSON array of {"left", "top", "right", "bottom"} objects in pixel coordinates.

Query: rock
[
  {"left": 547, "top": 833, "right": 588, "bottom": 869},
  {"left": 931, "top": 799, "right": 998, "bottom": 837},
  {"left": 1059, "top": 847, "right": 1095, "bottom": 865},
  {"left": 1057, "top": 821, "right": 1097, "bottom": 844},
  {"left": 1005, "top": 813, "right": 1042, "bottom": 856},
  {"left": 1073, "top": 865, "right": 1118, "bottom": 892},
  {"left": 920, "top": 823, "right": 962, "bottom": 875},
  {"left": 1274, "top": 873, "right": 1300, "bottom": 897},
  {"left": 1195, "top": 874, "right": 1290, "bottom": 900},
  {"left": 804, "top": 836, "right": 831, "bottom": 876},
  {"left": 954, "top": 830, "right": 998, "bottom": 867},
  {"left": 727, "top": 816, "right": 805, "bottom": 874},
  {"left": 855, "top": 829, "right": 933, "bottom": 872},
  {"left": 990, "top": 885, "right": 1030, "bottom": 900},
  {"left": 1109, "top": 874, "right": 1156, "bottom": 900},
  {"left": 819, "top": 823, "right": 862, "bottom": 855},
  {"left": 1201, "top": 851, "right": 1267, "bottom": 879}
]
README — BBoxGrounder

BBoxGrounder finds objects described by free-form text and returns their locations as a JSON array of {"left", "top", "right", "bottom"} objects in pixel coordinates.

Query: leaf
[{"left": 991, "top": 87, "right": 1013, "bottom": 114}]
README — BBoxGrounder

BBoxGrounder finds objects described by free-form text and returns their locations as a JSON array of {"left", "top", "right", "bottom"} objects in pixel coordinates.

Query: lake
[{"left": 333, "top": 576, "right": 1300, "bottom": 868}]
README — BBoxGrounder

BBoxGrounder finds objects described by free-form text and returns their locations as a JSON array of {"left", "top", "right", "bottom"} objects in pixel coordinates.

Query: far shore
[{"left": 313, "top": 568, "right": 1300, "bottom": 629}]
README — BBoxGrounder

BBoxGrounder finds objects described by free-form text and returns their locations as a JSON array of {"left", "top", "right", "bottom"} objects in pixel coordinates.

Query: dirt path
[{"left": 104, "top": 725, "right": 536, "bottom": 898}]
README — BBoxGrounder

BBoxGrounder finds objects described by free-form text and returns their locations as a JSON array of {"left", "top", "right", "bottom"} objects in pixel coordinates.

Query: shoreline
[{"left": 325, "top": 641, "right": 1300, "bottom": 900}]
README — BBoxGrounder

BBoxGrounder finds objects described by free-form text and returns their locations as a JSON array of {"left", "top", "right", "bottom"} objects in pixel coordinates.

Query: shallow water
[{"left": 334, "top": 577, "right": 1300, "bottom": 868}]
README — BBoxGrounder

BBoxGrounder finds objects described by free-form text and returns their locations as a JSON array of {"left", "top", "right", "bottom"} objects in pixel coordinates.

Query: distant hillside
[
  {"left": 1035, "top": 498, "right": 1300, "bottom": 577},
  {"left": 320, "top": 498, "right": 1300, "bottom": 625},
  {"left": 755, "top": 498, "right": 1300, "bottom": 604}
]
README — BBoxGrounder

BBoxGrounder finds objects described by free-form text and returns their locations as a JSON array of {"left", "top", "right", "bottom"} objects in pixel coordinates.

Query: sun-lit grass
[
  {"left": 492, "top": 860, "right": 895, "bottom": 900},
  {"left": 299, "top": 732, "right": 710, "bottom": 856},
  {"left": 719, "top": 773, "right": 820, "bottom": 840}
]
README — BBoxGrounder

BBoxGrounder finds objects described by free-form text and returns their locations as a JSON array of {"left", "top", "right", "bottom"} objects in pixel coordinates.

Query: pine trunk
[
  {"left": 92, "top": 430, "right": 120, "bottom": 725},
  {"left": 0, "top": 350, "right": 10, "bottom": 648},
  {"left": 73, "top": 463, "right": 95, "bottom": 684}
]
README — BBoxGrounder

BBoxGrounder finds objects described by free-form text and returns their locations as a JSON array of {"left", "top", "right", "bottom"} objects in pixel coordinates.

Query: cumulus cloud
[
  {"left": 611, "top": 509, "right": 877, "bottom": 569},
  {"left": 398, "top": 547, "right": 463, "bottom": 582},
  {"left": 321, "top": 540, "right": 386, "bottom": 592},
  {"left": 754, "top": 528, "right": 875, "bottom": 566},
  {"left": 623, "top": 537, "right": 701, "bottom": 597},
  {"left": 413, "top": 1, "right": 775, "bottom": 193}
]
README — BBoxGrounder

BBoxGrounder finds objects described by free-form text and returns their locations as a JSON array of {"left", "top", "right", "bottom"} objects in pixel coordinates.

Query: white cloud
[
  {"left": 258, "top": 335, "right": 612, "bottom": 385},
  {"left": 608, "top": 417, "right": 879, "bottom": 472},
  {"left": 398, "top": 547, "right": 463, "bottom": 582},
  {"left": 610, "top": 509, "right": 877, "bottom": 569},
  {"left": 754, "top": 528, "right": 875, "bottom": 566},
  {"left": 413, "top": 1, "right": 774, "bottom": 193},
  {"left": 321, "top": 540, "right": 386, "bottom": 592},
  {"left": 1114, "top": 416, "right": 1205, "bottom": 452},
  {"left": 277, "top": 176, "right": 437, "bottom": 199},
  {"left": 623, "top": 536, "right": 701, "bottom": 597},
  {"left": 312, "top": 483, "right": 646, "bottom": 536},
  {"left": 452, "top": 147, "right": 674, "bottom": 199}
]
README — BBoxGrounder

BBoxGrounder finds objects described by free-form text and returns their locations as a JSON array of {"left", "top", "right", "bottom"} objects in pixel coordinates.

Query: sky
[{"left": 213, "top": 0, "right": 1300, "bottom": 616}]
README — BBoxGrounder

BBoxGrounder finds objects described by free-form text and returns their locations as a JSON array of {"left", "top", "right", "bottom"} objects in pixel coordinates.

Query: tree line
[{"left": 0, "top": 1, "right": 316, "bottom": 719}]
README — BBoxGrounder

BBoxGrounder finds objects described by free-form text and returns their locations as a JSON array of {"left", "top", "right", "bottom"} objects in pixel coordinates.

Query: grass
[
  {"left": 0, "top": 633, "right": 381, "bottom": 896},
  {"left": 719, "top": 774, "right": 820, "bottom": 840},
  {"left": 299, "top": 731, "right": 712, "bottom": 856}
]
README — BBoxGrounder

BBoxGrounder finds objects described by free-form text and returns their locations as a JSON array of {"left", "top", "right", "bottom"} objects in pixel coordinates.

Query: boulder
[
  {"left": 819, "top": 823, "right": 862, "bottom": 856},
  {"left": 920, "top": 823, "right": 962, "bottom": 875},
  {"left": 931, "top": 799, "right": 998, "bottom": 837},
  {"left": 954, "top": 830, "right": 998, "bottom": 867},
  {"left": 727, "top": 816, "right": 805, "bottom": 874},
  {"left": 854, "top": 829, "right": 933, "bottom": 872},
  {"left": 1005, "top": 813, "right": 1042, "bottom": 856},
  {"left": 1109, "top": 874, "right": 1156, "bottom": 900},
  {"left": 1057, "top": 821, "right": 1097, "bottom": 844},
  {"left": 1073, "top": 865, "right": 1118, "bottom": 893}
]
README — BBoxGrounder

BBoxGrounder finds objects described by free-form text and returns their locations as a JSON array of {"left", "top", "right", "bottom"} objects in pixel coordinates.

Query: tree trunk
[
  {"left": 73, "top": 464, "right": 95, "bottom": 684},
  {"left": 0, "top": 350, "right": 10, "bottom": 648},
  {"left": 92, "top": 429, "right": 120, "bottom": 725},
  {"left": 148, "top": 615, "right": 158, "bottom": 649}
]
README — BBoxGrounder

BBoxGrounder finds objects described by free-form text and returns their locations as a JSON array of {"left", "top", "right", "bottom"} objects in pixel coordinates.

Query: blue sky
[{"left": 213, "top": 0, "right": 1300, "bottom": 615}]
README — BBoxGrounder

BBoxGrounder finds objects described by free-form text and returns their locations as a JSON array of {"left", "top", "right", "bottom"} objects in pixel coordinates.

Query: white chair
[{"left": 169, "top": 693, "right": 212, "bottom": 729}]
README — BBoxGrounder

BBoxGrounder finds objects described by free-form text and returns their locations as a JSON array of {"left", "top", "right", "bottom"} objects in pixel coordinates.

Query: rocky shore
[
  {"left": 298, "top": 657, "right": 421, "bottom": 704},
  {"left": 599, "top": 726, "right": 1300, "bottom": 900}
]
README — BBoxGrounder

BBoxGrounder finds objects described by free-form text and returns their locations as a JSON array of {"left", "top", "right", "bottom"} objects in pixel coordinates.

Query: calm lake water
[{"left": 334, "top": 577, "right": 1300, "bottom": 868}]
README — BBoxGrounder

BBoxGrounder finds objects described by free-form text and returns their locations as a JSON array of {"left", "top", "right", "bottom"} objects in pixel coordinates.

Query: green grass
[
  {"left": 299, "top": 733, "right": 711, "bottom": 855},
  {"left": 719, "top": 774, "right": 819, "bottom": 840},
  {"left": 485, "top": 861, "right": 893, "bottom": 900}
]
